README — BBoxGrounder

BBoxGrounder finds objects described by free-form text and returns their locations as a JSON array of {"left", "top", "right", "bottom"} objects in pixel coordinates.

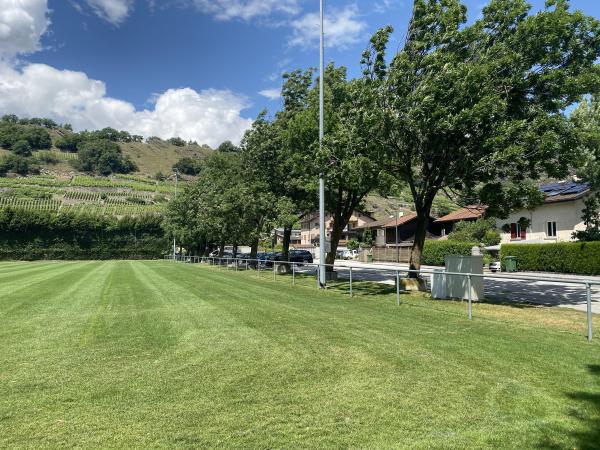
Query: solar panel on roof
[{"left": 538, "top": 181, "right": 589, "bottom": 198}]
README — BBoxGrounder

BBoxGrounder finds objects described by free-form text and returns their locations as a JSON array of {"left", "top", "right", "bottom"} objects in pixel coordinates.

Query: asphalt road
[{"left": 302, "top": 260, "right": 600, "bottom": 314}]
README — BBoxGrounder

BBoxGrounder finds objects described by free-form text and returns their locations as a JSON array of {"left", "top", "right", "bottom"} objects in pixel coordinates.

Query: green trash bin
[
  {"left": 367, "top": 254, "right": 373, "bottom": 263},
  {"left": 504, "top": 256, "right": 517, "bottom": 273}
]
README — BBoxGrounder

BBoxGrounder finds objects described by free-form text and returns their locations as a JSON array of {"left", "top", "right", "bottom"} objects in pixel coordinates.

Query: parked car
[
  {"left": 342, "top": 249, "right": 358, "bottom": 260},
  {"left": 289, "top": 250, "right": 313, "bottom": 265},
  {"left": 265, "top": 250, "right": 314, "bottom": 267},
  {"left": 489, "top": 261, "right": 501, "bottom": 273}
]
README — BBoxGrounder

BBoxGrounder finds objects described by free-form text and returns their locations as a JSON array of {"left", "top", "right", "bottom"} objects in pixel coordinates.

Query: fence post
[
  {"left": 316, "top": 266, "right": 320, "bottom": 289},
  {"left": 587, "top": 283, "right": 593, "bottom": 342},
  {"left": 468, "top": 275, "right": 473, "bottom": 321},
  {"left": 292, "top": 263, "right": 296, "bottom": 286},
  {"left": 273, "top": 263, "right": 276, "bottom": 281},
  {"left": 396, "top": 271, "right": 400, "bottom": 306},
  {"left": 349, "top": 267, "right": 353, "bottom": 298},
  {"left": 235, "top": 259, "right": 238, "bottom": 272}
]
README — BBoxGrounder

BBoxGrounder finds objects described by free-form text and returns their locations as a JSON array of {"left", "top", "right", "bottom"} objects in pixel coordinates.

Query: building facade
[
  {"left": 498, "top": 181, "right": 590, "bottom": 244},
  {"left": 300, "top": 211, "right": 376, "bottom": 247}
]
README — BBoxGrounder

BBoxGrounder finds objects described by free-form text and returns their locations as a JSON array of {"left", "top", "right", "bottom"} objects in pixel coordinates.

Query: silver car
[{"left": 489, "top": 261, "right": 501, "bottom": 273}]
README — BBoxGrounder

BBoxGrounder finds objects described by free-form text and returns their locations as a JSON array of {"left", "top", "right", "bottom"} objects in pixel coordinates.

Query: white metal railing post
[
  {"left": 587, "top": 283, "right": 593, "bottom": 342},
  {"left": 468, "top": 274, "right": 473, "bottom": 321},
  {"left": 292, "top": 263, "right": 296, "bottom": 285},
  {"left": 316, "top": 266, "right": 320, "bottom": 289},
  {"left": 349, "top": 267, "right": 353, "bottom": 298},
  {"left": 396, "top": 270, "right": 400, "bottom": 306}
]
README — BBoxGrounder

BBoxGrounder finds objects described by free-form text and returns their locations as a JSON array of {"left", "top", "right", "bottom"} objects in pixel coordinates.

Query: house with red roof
[
  {"left": 434, "top": 205, "right": 488, "bottom": 237},
  {"left": 356, "top": 212, "right": 442, "bottom": 248}
]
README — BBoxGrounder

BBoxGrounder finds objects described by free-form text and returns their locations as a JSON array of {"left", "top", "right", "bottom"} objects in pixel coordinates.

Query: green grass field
[{"left": 1, "top": 261, "right": 599, "bottom": 449}]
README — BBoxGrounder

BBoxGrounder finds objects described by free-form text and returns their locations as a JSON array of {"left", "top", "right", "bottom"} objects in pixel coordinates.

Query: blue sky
[{"left": 0, "top": 0, "right": 598, "bottom": 146}]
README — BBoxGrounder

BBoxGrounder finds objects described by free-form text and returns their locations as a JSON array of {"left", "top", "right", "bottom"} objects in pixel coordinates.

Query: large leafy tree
[
  {"left": 315, "top": 65, "right": 389, "bottom": 267},
  {"left": 571, "top": 95, "right": 600, "bottom": 241},
  {"left": 166, "top": 152, "right": 274, "bottom": 256},
  {"left": 362, "top": 0, "right": 600, "bottom": 275},
  {"left": 241, "top": 69, "right": 318, "bottom": 260}
]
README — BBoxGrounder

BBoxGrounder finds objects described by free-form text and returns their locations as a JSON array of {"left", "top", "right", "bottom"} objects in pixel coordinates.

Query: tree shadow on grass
[
  {"left": 540, "top": 364, "right": 600, "bottom": 450},
  {"left": 327, "top": 280, "right": 398, "bottom": 297}
]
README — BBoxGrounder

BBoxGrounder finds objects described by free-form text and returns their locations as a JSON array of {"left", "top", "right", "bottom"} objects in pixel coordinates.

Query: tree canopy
[{"left": 361, "top": 0, "right": 600, "bottom": 273}]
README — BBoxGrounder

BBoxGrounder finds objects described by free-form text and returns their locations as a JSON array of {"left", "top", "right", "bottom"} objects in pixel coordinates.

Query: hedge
[
  {"left": 500, "top": 242, "right": 600, "bottom": 275},
  {"left": 422, "top": 241, "right": 478, "bottom": 266},
  {"left": 0, "top": 207, "right": 168, "bottom": 260}
]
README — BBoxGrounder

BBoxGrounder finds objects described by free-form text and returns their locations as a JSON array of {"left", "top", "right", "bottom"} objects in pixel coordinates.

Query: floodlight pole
[
  {"left": 173, "top": 170, "right": 179, "bottom": 261},
  {"left": 318, "top": 0, "right": 326, "bottom": 288}
]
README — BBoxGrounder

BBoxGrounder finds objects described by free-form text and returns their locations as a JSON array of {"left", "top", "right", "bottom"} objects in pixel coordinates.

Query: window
[
  {"left": 510, "top": 223, "right": 526, "bottom": 240},
  {"left": 547, "top": 221, "right": 557, "bottom": 238}
]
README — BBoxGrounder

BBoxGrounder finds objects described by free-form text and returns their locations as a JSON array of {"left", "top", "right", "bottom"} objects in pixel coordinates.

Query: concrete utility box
[
  {"left": 445, "top": 255, "right": 484, "bottom": 301},
  {"left": 431, "top": 269, "right": 448, "bottom": 299}
]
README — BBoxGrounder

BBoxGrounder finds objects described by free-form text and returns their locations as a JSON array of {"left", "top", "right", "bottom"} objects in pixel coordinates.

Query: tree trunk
[
  {"left": 325, "top": 219, "right": 344, "bottom": 269},
  {"left": 199, "top": 237, "right": 207, "bottom": 257},
  {"left": 218, "top": 240, "right": 225, "bottom": 257},
  {"left": 282, "top": 226, "right": 292, "bottom": 261},
  {"left": 232, "top": 243, "right": 238, "bottom": 257},
  {"left": 409, "top": 200, "right": 434, "bottom": 279},
  {"left": 250, "top": 238, "right": 259, "bottom": 259}
]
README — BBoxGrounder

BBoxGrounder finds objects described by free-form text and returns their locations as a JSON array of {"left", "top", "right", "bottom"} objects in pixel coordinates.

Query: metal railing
[{"left": 166, "top": 254, "right": 598, "bottom": 342}]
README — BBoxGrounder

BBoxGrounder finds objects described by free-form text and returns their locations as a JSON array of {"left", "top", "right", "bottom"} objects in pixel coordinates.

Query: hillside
[
  {"left": 0, "top": 120, "right": 460, "bottom": 221},
  {"left": 0, "top": 124, "right": 207, "bottom": 217}
]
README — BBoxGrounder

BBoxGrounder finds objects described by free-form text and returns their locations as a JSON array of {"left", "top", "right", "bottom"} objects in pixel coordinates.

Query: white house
[{"left": 498, "top": 181, "right": 590, "bottom": 244}]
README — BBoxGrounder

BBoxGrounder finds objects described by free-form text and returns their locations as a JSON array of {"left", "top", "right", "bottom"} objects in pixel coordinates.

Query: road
[{"left": 303, "top": 260, "right": 600, "bottom": 314}]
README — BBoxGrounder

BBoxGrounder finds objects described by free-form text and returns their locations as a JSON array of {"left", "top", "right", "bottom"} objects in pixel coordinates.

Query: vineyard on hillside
[{"left": 0, "top": 173, "right": 180, "bottom": 217}]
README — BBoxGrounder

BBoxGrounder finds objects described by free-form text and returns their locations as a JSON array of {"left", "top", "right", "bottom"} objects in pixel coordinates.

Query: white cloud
[
  {"left": 0, "top": 0, "right": 49, "bottom": 57},
  {"left": 289, "top": 4, "right": 367, "bottom": 50},
  {"left": 0, "top": 62, "right": 253, "bottom": 146},
  {"left": 374, "top": 0, "right": 401, "bottom": 14},
  {"left": 188, "top": 0, "right": 300, "bottom": 21},
  {"left": 258, "top": 88, "right": 281, "bottom": 101},
  {"left": 82, "top": 0, "right": 133, "bottom": 25}
]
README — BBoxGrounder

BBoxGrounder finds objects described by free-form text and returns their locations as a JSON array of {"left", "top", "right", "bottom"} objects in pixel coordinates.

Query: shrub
[
  {"left": 500, "top": 242, "right": 600, "bottom": 275},
  {"left": 168, "top": 137, "right": 186, "bottom": 147},
  {"left": 173, "top": 157, "right": 202, "bottom": 176},
  {"left": 11, "top": 140, "right": 32, "bottom": 157},
  {"left": 35, "top": 152, "right": 59, "bottom": 164},
  {"left": 422, "top": 241, "right": 478, "bottom": 266},
  {"left": 18, "top": 127, "right": 52, "bottom": 150},
  {"left": 448, "top": 218, "right": 500, "bottom": 246},
  {"left": 0, "top": 208, "right": 168, "bottom": 260},
  {"left": 217, "top": 140, "right": 239, "bottom": 153},
  {"left": 0, "top": 155, "right": 39, "bottom": 175},
  {"left": 72, "top": 139, "right": 137, "bottom": 175},
  {"left": 347, "top": 239, "right": 360, "bottom": 251},
  {"left": 0, "top": 123, "right": 51, "bottom": 151},
  {"left": 55, "top": 133, "right": 84, "bottom": 152}
]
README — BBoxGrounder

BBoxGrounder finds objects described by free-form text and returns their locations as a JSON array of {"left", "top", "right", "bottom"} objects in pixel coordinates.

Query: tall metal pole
[
  {"left": 173, "top": 171, "right": 178, "bottom": 260},
  {"left": 318, "top": 0, "right": 326, "bottom": 288},
  {"left": 396, "top": 205, "right": 400, "bottom": 264}
]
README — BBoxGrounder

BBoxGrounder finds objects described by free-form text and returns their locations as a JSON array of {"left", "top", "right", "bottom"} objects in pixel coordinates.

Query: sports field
[{"left": 1, "top": 261, "right": 599, "bottom": 449}]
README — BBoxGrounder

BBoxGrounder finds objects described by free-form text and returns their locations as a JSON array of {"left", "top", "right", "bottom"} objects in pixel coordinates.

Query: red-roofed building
[
  {"left": 356, "top": 212, "right": 442, "bottom": 247},
  {"left": 434, "top": 205, "right": 488, "bottom": 236}
]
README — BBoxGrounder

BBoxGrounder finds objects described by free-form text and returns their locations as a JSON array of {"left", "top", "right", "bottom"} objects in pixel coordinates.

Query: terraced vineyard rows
[
  {"left": 0, "top": 197, "right": 62, "bottom": 211},
  {"left": 35, "top": 150, "right": 79, "bottom": 161},
  {"left": 0, "top": 174, "right": 177, "bottom": 216}
]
